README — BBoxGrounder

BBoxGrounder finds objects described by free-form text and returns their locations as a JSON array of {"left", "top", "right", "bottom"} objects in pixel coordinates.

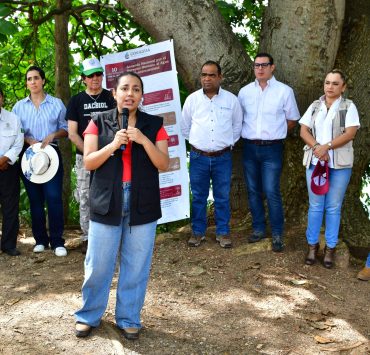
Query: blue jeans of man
[
  {"left": 75, "top": 183, "right": 157, "bottom": 329},
  {"left": 189, "top": 150, "right": 232, "bottom": 236},
  {"left": 305, "top": 165, "right": 351, "bottom": 248},
  {"left": 21, "top": 157, "right": 64, "bottom": 249},
  {"left": 242, "top": 140, "right": 284, "bottom": 236}
]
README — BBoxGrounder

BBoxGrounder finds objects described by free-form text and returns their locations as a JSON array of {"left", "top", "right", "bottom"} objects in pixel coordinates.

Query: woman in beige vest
[{"left": 299, "top": 69, "right": 360, "bottom": 268}]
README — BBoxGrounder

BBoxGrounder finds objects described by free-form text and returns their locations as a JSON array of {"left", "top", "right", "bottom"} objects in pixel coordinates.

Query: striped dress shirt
[{"left": 12, "top": 94, "right": 67, "bottom": 141}]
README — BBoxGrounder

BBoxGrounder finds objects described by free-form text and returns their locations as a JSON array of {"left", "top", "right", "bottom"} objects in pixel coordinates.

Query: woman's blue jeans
[
  {"left": 21, "top": 159, "right": 64, "bottom": 248},
  {"left": 305, "top": 165, "right": 352, "bottom": 248},
  {"left": 189, "top": 150, "right": 232, "bottom": 236},
  {"left": 75, "top": 183, "right": 157, "bottom": 329}
]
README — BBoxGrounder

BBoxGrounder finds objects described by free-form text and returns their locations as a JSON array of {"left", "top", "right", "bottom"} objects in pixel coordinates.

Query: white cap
[{"left": 80, "top": 58, "right": 104, "bottom": 76}]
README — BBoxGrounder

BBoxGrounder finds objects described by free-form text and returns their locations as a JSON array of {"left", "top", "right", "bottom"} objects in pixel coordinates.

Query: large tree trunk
[
  {"left": 260, "top": 0, "right": 345, "bottom": 110},
  {"left": 334, "top": 0, "right": 370, "bottom": 254},
  {"left": 260, "top": 0, "right": 346, "bottom": 224},
  {"left": 54, "top": 0, "right": 72, "bottom": 224},
  {"left": 121, "top": 0, "right": 369, "bottom": 251},
  {"left": 120, "top": 0, "right": 253, "bottom": 94}
]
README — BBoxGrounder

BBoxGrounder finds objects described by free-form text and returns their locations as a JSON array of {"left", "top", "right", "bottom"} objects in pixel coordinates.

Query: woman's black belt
[
  {"left": 244, "top": 139, "right": 283, "bottom": 145},
  {"left": 191, "top": 145, "right": 231, "bottom": 157}
]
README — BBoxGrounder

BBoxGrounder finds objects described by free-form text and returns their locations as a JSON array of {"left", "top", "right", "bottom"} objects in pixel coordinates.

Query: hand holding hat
[
  {"left": 311, "top": 161, "right": 329, "bottom": 195},
  {"left": 21, "top": 143, "right": 59, "bottom": 184}
]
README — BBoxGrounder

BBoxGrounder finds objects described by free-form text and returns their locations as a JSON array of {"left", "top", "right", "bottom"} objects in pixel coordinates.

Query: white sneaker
[
  {"left": 55, "top": 247, "right": 67, "bottom": 257},
  {"left": 33, "top": 244, "right": 45, "bottom": 253}
]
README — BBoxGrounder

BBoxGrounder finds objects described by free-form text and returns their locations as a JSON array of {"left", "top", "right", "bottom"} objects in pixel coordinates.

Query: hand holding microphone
[{"left": 120, "top": 108, "right": 129, "bottom": 151}]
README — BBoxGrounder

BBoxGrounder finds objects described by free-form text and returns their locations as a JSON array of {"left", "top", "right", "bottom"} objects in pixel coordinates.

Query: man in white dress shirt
[
  {"left": 181, "top": 61, "right": 243, "bottom": 248},
  {"left": 0, "top": 88, "right": 24, "bottom": 256},
  {"left": 238, "top": 53, "right": 300, "bottom": 252}
]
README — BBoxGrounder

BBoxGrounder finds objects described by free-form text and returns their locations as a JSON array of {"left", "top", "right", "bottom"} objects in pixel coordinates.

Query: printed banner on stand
[{"left": 100, "top": 40, "right": 190, "bottom": 224}]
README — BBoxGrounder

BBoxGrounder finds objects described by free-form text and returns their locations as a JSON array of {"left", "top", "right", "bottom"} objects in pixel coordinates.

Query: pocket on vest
[
  {"left": 90, "top": 176, "right": 114, "bottom": 215},
  {"left": 336, "top": 147, "right": 353, "bottom": 167}
]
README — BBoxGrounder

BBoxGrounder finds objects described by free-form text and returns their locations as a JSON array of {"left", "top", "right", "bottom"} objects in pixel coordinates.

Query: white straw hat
[{"left": 21, "top": 143, "right": 59, "bottom": 184}]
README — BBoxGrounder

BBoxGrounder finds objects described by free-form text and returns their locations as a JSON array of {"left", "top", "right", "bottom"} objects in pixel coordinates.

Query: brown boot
[
  {"left": 357, "top": 266, "right": 370, "bottom": 281},
  {"left": 305, "top": 243, "right": 319, "bottom": 265},
  {"left": 323, "top": 246, "right": 335, "bottom": 269}
]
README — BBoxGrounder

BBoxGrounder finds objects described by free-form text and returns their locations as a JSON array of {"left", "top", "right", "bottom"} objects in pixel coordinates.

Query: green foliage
[
  {"left": 0, "top": 5, "right": 12, "bottom": 17},
  {"left": 0, "top": 8, "right": 58, "bottom": 107},
  {"left": 19, "top": 181, "right": 31, "bottom": 226},
  {"left": 68, "top": 166, "right": 80, "bottom": 225},
  {"left": 0, "top": 5, "right": 17, "bottom": 36},
  {"left": 156, "top": 219, "right": 190, "bottom": 234},
  {"left": 0, "top": 18, "right": 17, "bottom": 35},
  {"left": 0, "top": 0, "right": 152, "bottom": 101},
  {"left": 215, "top": 0, "right": 265, "bottom": 57}
]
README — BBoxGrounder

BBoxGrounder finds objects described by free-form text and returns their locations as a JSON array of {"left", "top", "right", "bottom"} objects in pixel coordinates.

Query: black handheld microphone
[{"left": 120, "top": 108, "right": 129, "bottom": 151}]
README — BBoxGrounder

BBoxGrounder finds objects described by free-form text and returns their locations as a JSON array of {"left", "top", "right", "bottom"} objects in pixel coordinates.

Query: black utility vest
[{"left": 89, "top": 108, "right": 163, "bottom": 226}]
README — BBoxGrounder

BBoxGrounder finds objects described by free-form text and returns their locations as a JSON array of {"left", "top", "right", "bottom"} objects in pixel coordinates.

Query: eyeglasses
[
  {"left": 254, "top": 63, "right": 271, "bottom": 69},
  {"left": 86, "top": 72, "right": 103, "bottom": 79}
]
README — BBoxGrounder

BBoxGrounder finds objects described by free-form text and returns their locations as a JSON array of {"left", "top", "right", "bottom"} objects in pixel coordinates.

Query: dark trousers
[
  {"left": 0, "top": 163, "right": 20, "bottom": 251},
  {"left": 21, "top": 159, "right": 65, "bottom": 249},
  {"left": 242, "top": 140, "right": 284, "bottom": 236}
]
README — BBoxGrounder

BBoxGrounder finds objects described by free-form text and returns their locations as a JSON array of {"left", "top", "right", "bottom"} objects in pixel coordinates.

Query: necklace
[{"left": 86, "top": 90, "right": 102, "bottom": 102}]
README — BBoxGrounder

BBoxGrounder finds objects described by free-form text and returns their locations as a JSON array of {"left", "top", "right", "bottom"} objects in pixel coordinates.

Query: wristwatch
[{"left": 327, "top": 142, "right": 332, "bottom": 150}]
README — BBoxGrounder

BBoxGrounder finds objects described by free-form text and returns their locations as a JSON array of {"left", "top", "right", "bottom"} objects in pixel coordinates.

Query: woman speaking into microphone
[{"left": 74, "top": 71, "right": 169, "bottom": 340}]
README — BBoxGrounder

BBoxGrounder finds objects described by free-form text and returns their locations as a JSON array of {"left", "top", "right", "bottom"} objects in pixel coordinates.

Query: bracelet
[{"left": 312, "top": 143, "right": 320, "bottom": 150}]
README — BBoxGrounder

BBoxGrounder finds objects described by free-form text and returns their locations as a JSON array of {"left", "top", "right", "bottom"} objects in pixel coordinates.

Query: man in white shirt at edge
[
  {"left": 181, "top": 60, "right": 243, "bottom": 248},
  {"left": 0, "top": 87, "right": 24, "bottom": 256},
  {"left": 238, "top": 53, "right": 300, "bottom": 252}
]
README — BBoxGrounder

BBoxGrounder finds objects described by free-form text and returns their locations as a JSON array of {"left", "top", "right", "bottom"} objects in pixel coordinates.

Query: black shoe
[
  {"left": 272, "top": 235, "right": 284, "bottom": 252},
  {"left": 121, "top": 327, "right": 140, "bottom": 340},
  {"left": 2, "top": 248, "right": 21, "bottom": 256},
  {"left": 247, "top": 232, "right": 266, "bottom": 243},
  {"left": 75, "top": 321, "right": 92, "bottom": 338}
]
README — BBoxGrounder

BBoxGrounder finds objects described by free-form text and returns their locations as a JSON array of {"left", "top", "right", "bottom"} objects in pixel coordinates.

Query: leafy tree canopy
[
  {"left": 0, "top": 0, "right": 151, "bottom": 106},
  {"left": 0, "top": 0, "right": 263, "bottom": 107}
]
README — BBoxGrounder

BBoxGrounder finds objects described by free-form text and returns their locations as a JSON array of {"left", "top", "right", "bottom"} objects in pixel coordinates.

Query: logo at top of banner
[
  {"left": 105, "top": 51, "right": 172, "bottom": 89},
  {"left": 125, "top": 47, "right": 151, "bottom": 60}
]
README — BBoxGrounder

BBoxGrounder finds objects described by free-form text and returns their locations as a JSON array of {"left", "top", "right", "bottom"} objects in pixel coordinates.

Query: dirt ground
[{"left": 0, "top": 219, "right": 369, "bottom": 355}]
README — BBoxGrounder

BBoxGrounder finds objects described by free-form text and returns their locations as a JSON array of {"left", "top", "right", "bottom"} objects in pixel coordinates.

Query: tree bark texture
[
  {"left": 121, "top": 0, "right": 369, "bottom": 250},
  {"left": 260, "top": 0, "right": 345, "bottom": 230},
  {"left": 54, "top": 0, "right": 72, "bottom": 224},
  {"left": 260, "top": 0, "right": 345, "bottom": 110},
  {"left": 334, "top": 0, "right": 370, "bottom": 252},
  {"left": 120, "top": 0, "right": 253, "bottom": 94}
]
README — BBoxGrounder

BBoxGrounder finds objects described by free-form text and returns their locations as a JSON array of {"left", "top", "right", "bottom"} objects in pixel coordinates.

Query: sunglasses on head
[{"left": 86, "top": 72, "right": 103, "bottom": 79}]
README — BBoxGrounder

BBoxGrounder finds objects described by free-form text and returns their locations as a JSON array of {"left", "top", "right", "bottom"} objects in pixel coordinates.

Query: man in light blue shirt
[
  {"left": 0, "top": 87, "right": 24, "bottom": 256},
  {"left": 12, "top": 66, "right": 68, "bottom": 257}
]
